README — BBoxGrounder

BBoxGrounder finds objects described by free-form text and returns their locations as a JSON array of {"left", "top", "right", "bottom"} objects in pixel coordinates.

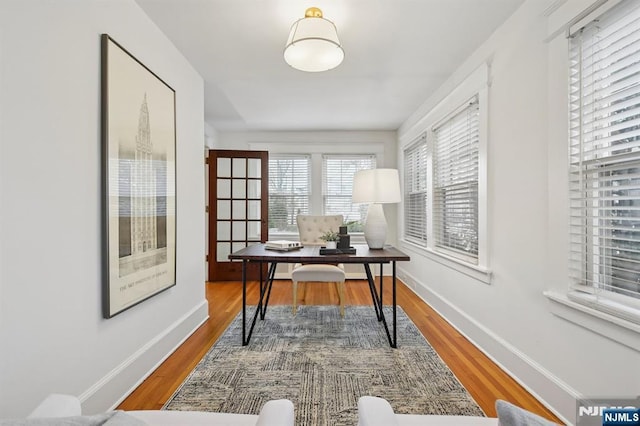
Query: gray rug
[{"left": 164, "top": 305, "right": 485, "bottom": 425}]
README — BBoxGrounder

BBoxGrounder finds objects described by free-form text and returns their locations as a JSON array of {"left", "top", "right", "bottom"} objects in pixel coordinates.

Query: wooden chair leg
[
  {"left": 335, "top": 281, "right": 345, "bottom": 317},
  {"left": 292, "top": 281, "right": 298, "bottom": 315}
]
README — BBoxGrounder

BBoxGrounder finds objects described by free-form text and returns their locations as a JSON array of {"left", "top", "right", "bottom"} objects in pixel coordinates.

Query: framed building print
[{"left": 101, "top": 34, "right": 177, "bottom": 318}]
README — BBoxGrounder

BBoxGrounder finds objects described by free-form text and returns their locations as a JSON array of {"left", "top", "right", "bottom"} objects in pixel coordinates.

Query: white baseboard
[
  {"left": 397, "top": 268, "right": 577, "bottom": 425},
  {"left": 78, "top": 300, "right": 209, "bottom": 414}
]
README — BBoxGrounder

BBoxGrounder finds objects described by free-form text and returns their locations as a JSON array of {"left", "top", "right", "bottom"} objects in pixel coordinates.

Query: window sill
[
  {"left": 544, "top": 291, "right": 640, "bottom": 352},
  {"left": 400, "top": 239, "right": 492, "bottom": 284}
]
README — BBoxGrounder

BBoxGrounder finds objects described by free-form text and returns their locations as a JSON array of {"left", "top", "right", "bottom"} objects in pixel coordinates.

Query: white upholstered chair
[{"left": 292, "top": 215, "right": 346, "bottom": 317}]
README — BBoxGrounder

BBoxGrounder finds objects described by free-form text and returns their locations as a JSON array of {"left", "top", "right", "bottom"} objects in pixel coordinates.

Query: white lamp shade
[
  {"left": 284, "top": 16, "right": 344, "bottom": 72},
  {"left": 352, "top": 169, "right": 401, "bottom": 204}
]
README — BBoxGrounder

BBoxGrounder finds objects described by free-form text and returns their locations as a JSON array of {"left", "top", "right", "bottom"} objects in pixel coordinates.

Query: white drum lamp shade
[
  {"left": 352, "top": 169, "right": 401, "bottom": 249},
  {"left": 284, "top": 7, "right": 344, "bottom": 72}
]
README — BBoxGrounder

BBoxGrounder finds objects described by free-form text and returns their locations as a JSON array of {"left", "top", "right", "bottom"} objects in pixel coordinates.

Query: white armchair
[{"left": 292, "top": 215, "right": 346, "bottom": 316}]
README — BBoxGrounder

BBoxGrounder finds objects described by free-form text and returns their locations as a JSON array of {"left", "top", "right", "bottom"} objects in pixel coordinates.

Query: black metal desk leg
[
  {"left": 259, "top": 260, "right": 264, "bottom": 316},
  {"left": 379, "top": 262, "right": 384, "bottom": 307},
  {"left": 241, "top": 261, "right": 278, "bottom": 345},
  {"left": 365, "top": 263, "right": 394, "bottom": 347},
  {"left": 392, "top": 261, "right": 397, "bottom": 348},
  {"left": 261, "top": 262, "right": 277, "bottom": 320},
  {"left": 364, "top": 263, "right": 382, "bottom": 320},
  {"left": 242, "top": 259, "right": 247, "bottom": 346}
]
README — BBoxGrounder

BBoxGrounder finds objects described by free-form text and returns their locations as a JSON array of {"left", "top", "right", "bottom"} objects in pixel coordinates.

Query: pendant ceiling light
[{"left": 284, "top": 7, "right": 344, "bottom": 72}]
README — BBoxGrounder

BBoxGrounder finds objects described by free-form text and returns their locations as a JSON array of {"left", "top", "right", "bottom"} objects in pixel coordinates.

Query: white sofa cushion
[
  {"left": 358, "top": 396, "right": 498, "bottom": 426},
  {"left": 128, "top": 410, "right": 258, "bottom": 426},
  {"left": 4, "top": 412, "right": 144, "bottom": 426},
  {"left": 358, "top": 396, "right": 399, "bottom": 426},
  {"left": 18, "top": 395, "right": 294, "bottom": 426},
  {"left": 3, "top": 394, "right": 141, "bottom": 426},
  {"left": 255, "top": 399, "right": 294, "bottom": 426},
  {"left": 129, "top": 399, "right": 295, "bottom": 426}
]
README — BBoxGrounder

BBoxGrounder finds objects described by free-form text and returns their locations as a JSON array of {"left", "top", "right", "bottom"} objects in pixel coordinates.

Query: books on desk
[
  {"left": 319, "top": 246, "right": 356, "bottom": 255},
  {"left": 264, "top": 240, "right": 302, "bottom": 251}
]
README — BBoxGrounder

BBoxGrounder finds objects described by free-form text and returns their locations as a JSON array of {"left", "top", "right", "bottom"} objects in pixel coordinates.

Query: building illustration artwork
[
  {"left": 118, "top": 93, "right": 168, "bottom": 277},
  {"left": 131, "top": 94, "right": 158, "bottom": 255}
]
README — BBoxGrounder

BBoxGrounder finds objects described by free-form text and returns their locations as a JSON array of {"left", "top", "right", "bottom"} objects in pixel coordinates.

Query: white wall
[
  {"left": 397, "top": 0, "right": 640, "bottom": 424},
  {"left": 0, "top": 0, "right": 206, "bottom": 417}
]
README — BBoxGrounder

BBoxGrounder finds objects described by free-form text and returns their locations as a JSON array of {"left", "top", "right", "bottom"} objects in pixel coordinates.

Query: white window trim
[
  {"left": 399, "top": 63, "right": 490, "bottom": 281},
  {"left": 544, "top": 290, "right": 640, "bottom": 352},
  {"left": 543, "top": 0, "right": 640, "bottom": 347},
  {"left": 402, "top": 239, "right": 492, "bottom": 284}
]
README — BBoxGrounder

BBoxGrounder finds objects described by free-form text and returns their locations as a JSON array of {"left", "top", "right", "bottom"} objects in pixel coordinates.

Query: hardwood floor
[{"left": 118, "top": 279, "right": 562, "bottom": 423}]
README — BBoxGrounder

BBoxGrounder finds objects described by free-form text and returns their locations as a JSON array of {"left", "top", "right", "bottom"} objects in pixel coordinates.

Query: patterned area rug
[{"left": 164, "top": 305, "right": 484, "bottom": 425}]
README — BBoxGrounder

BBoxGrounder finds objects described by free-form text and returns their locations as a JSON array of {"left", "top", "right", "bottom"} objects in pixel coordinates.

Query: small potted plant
[{"left": 320, "top": 230, "right": 340, "bottom": 249}]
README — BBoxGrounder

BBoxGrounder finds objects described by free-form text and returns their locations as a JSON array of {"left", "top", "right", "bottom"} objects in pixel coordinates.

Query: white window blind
[
  {"left": 322, "top": 154, "right": 376, "bottom": 228},
  {"left": 569, "top": 0, "right": 640, "bottom": 316},
  {"left": 404, "top": 134, "right": 428, "bottom": 246},
  {"left": 268, "top": 155, "right": 310, "bottom": 233},
  {"left": 432, "top": 97, "right": 479, "bottom": 262}
]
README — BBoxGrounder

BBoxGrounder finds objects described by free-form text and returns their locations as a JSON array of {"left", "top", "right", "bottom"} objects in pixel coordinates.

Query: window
[
  {"left": 322, "top": 154, "right": 376, "bottom": 230},
  {"left": 402, "top": 90, "right": 485, "bottom": 274},
  {"left": 268, "top": 155, "right": 310, "bottom": 233},
  {"left": 568, "top": 0, "right": 640, "bottom": 320},
  {"left": 403, "top": 134, "right": 428, "bottom": 246},
  {"left": 267, "top": 151, "right": 379, "bottom": 235},
  {"left": 433, "top": 97, "right": 479, "bottom": 262}
]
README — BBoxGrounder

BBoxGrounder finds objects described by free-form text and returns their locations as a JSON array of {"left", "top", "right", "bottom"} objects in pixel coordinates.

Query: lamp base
[{"left": 364, "top": 203, "right": 387, "bottom": 249}]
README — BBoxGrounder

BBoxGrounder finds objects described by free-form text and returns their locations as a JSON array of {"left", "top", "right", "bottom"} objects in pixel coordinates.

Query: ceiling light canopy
[{"left": 284, "top": 7, "right": 344, "bottom": 72}]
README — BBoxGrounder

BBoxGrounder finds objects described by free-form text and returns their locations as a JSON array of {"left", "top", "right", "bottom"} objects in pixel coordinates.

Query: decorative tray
[{"left": 319, "top": 246, "right": 356, "bottom": 255}]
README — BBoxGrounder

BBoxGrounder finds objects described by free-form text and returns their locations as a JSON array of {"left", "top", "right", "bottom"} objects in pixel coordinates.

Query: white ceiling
[{"left": 135, "top": 0, "right": 525, "bottom": 132}]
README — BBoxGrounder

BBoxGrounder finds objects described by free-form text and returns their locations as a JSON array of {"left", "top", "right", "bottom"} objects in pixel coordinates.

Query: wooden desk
[{"left": 228, "top": 244, "right": 410, "bottom": 348}]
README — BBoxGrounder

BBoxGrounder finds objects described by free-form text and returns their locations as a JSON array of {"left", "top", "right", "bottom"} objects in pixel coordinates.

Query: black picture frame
[{"left": 101, "top": 34, "right": 177, "bottom": 318}]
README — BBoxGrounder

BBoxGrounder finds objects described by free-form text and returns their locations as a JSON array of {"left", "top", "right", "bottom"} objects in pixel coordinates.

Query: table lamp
[{"left": 352, "top": 168, "right": 401, "bottom": 249}]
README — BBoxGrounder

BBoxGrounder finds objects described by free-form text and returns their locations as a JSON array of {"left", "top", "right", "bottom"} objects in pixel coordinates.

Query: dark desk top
[{"left": 228, "top": 244, "right": 410, "bottom": 263}]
